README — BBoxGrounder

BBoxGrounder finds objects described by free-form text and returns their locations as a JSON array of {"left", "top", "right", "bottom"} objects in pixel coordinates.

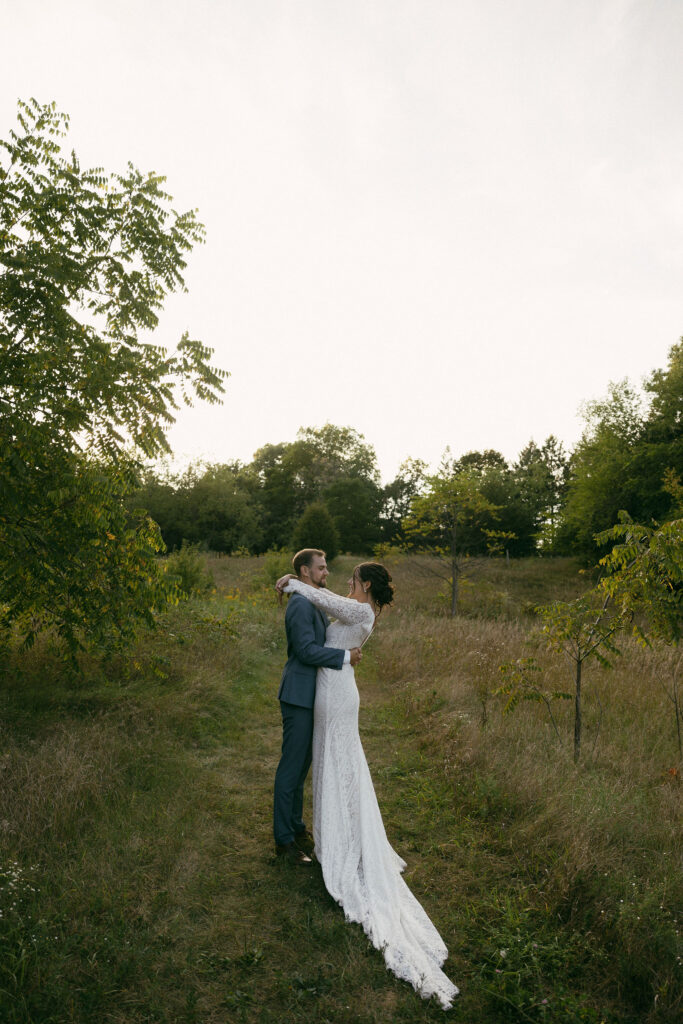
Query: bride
[{"left": 275, "top": 561, "right": 459, "bottom": 1009}]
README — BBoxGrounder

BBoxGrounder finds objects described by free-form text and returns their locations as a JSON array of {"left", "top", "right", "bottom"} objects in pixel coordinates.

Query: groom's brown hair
[{"left": 293, "top": 548, "right": 325, "bottom": 576}]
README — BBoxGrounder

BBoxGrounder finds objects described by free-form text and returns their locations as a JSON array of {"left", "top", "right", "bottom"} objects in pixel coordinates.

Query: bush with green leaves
[
  {"left": 256, "top": 549, "right": 294, "bottom": 586},
  {"left": 0, "top": 454, "right": 169, "bottom": 657},
  {"left": 163, "top": 543, "right": 213, "bottom": 599}
]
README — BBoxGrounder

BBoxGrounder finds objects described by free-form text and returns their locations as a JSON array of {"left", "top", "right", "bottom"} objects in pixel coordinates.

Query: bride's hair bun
[{"left": 357, "top": 562, "right": 394, "bottom": 610}]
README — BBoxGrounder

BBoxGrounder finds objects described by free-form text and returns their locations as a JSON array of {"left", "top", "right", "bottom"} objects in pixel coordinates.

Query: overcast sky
[{"left": 3, "top": 0, "right": 682, "bottom": 481}]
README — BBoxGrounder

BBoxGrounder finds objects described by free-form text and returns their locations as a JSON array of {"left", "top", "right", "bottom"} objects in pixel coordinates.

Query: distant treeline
[{"left": 132, "top": 342, "right": 683, "bottom": 561}]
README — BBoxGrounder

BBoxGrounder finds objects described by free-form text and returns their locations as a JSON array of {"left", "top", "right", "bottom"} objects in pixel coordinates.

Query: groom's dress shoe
[
  {"left": 294, "top": 830, "right": 314, "bottom": 854},
  {"left": 276, "top": 842, "right": 312, "bottom": 865}
]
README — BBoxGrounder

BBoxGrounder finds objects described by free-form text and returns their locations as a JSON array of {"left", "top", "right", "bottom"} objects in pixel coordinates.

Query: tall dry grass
[{"left": 352, "top": 553, "right": 681, "bottom": 1019}]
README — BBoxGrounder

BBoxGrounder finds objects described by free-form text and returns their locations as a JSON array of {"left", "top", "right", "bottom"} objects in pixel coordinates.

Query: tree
[
  {"left": 597, "top": 509, "right": 683, "bottom": 757},
  {"left": 250, "top": 442, "right": 301, "bottom": 550},
  {"left": 185, "top": 462, "right": 262, "bottom": 553},
  {"left": 252, "top": 424, "right": 380, "bottom": 550},
  {"left": 538, "top": 435, "right": 571, "bottom": 546},
  {"left": 514, "top": 435, "right": 569, "bottom": 547},
  {"left": 535, "top": 594, "right": 628, "bottom": 762},
  {"left": 402, "top": 460, "right": 502, "bottom": 616},
  {"left": 643, "top": 339, "right": 683, "bottom": 443},
  {"left": 296, "top": 423, "right": 379, "bottom": 487},
  {"left": 291, "top": 502, "right": 339, "bottom": 561},
  {"left": 598, "top": 511, "right": 683, "bottom": 646},
  {"left": 473, "top": 462, "right": 536, "bottom": 557},
  {"left": 534, "top": 506, "right": 683, "bottom": 763},
  {"left": 0, "top": 99, "right": 227, "bottom": 656},
  {"left": 379, "top": 457, "right": 428, "bottom": 544},
  {"left": 138, "top": 461, "right": 262, "bottom": 554},
  {"left": 557, "top": 381, "right": 646, "bottom": 558},
  {"left": 323, "top": 477, "right": 382, "bottom": 553},
  {"left": 499, "top": 501, "right": 683, "bottom": 764},
  {"left": 443, "top": 449, "right": 535, "bottom": 556},
  {"left": 129, "top": 468, "right": 187, "bottom": 552},
  {"left": 452, "top": 449, "right": 508, "bottom": 475},
  {"left": 557, "top": 345, "right": 683, "bottom": 559},
  {"left": 0, "top": 452, "right": 170, "bottom": 657}
]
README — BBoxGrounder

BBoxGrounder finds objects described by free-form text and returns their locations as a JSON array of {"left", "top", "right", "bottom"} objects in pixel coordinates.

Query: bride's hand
[{"left": 275, "top": 573, "right": 296, "bottom": 594}]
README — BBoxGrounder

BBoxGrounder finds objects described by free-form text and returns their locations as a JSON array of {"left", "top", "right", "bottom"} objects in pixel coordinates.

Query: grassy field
[{"left": 0, "top": 554, "right": 680, "bottom": 1023}]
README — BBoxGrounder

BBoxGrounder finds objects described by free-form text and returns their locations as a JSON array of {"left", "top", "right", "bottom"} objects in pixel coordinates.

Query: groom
[{"left": 273, "top": 548, "right": 362, "bottom": 865}]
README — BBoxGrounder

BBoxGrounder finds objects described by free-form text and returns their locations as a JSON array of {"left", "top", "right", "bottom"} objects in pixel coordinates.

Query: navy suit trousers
[{"left": 273, "top": 700, "right": 313, "bottom": 846}]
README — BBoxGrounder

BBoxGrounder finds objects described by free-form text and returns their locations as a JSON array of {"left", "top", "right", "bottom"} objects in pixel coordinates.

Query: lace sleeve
[{"left": 284, "top": 579, "right": 375, "bottom": 627}]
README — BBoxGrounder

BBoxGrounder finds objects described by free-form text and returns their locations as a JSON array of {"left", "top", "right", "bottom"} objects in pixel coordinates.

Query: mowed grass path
[
  {"left": 1, "top": 556, "right": 680, "bottom": 1023},
  {"left": 1, "top": 574, "right": 470, "bottom": 1023}
]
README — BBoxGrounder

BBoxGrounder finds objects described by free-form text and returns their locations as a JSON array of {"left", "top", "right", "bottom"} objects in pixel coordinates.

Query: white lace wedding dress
[{"left": 283, "top": 579, "right": 459, "bottom": 1009}]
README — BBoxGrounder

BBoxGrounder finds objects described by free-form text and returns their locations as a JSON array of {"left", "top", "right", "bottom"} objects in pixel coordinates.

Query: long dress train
[{"left": 283, "top": 579, "right": 459, "bottom": 1009}]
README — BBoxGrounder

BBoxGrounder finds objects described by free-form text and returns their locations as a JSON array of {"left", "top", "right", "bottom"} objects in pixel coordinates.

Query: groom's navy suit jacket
[{"left": 278, "top": 592, "right": 345, "bottom": 708}]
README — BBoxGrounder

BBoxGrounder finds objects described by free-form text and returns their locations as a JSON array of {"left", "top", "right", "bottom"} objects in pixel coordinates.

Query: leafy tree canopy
[
  {"left": 404, "top": 463, "right": 501, "bottom": 556},
  {"left": 323, "top": 476, "right": 382, "bottom": 553},
  {"left": 452, "top": 449, "right": 509, "bottom": 474},
  {"left": 251, "top": 424, "right": 379, "bottom": 550},
  {"left": 442, "top": 449, "right": 536, "bottom": 555},
  {"left": 558, "top": 350, "right": 683, "bottom": 559},
  {"left": 132, "top": 461, "right": 262, "bottom": 555},
  {"left": 380, "top": 457, "right": 428, "bottom": 543},
  {"left": 1, "top": 99, "right": 226, "bottom": 460},
  {"left": 645, "top": 340, "right": 683, "bottom": 440},
  {"left": 0, "top": 99, "right": 226, "bottom": 656},
  {"left": 291, "top": 501, "right": 339, "bottom": 561},
  {"left": 296, "top": 423, "right": 379, "bottom": 486}
]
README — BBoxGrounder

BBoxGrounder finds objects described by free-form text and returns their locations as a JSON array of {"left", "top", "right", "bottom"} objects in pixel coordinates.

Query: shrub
[
  {"left": 163, "top": 542, "right": 213, "bottom": 598},
  {"left": 257, "top": 549, "right": 294, "bottom": 586}
]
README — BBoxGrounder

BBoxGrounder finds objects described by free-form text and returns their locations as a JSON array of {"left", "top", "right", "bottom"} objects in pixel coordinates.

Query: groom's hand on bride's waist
[{"left": 350, "top": 647, "right": 362, "bottom": 667}]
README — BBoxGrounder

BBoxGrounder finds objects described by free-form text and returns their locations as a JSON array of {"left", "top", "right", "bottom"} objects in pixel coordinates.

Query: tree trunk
[
  {"left": 450, "top": 523, "right": 458, "bottom": 617},
  {"left": 451, "top": 572, "right": 458, "bottom": 616},
  {"left": 674, "top": 676, "right": 682, "bottom": 760},
  {"left": 574, "top": 658, "right": 582, "bottom": 763}
]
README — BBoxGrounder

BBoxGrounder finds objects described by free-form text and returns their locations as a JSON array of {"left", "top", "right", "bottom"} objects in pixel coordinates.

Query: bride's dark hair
[{"left": 356, "top": 562, "right": 394, "bottom": 611}]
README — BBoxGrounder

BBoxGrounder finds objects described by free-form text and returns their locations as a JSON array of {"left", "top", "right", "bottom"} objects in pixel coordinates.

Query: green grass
[{"left": 0, "top": 555, "right": 680, "bottom": 1022}]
